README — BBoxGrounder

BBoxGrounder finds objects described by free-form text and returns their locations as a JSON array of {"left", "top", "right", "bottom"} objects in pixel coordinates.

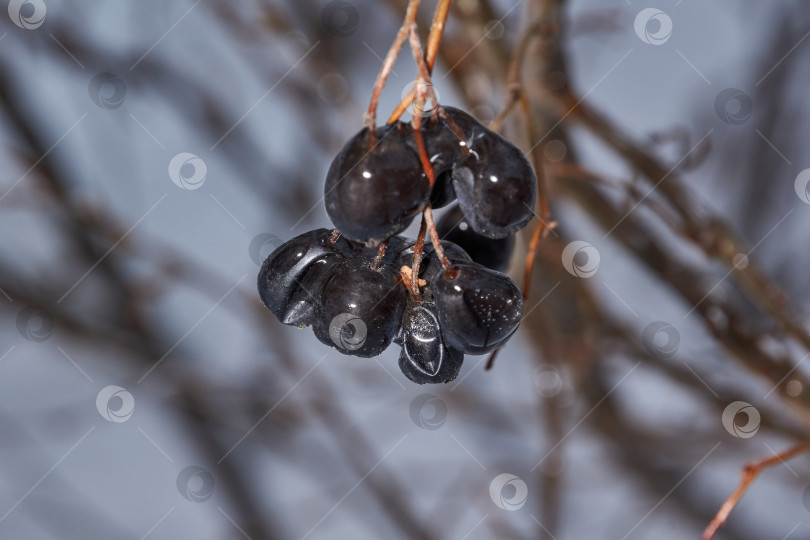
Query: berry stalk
[
  {"left": 409, "top": 215, "right": 428, "bottom": 298},
  {"left": 365, "top": 0, "right": 421, "bottom": 143},
  {"left": 388, "top": 0, "right": 452, "bottom": 124},
  {"left": 372, "top": 237, "right": 389, "bottom": 271},
  {"left": 423, "top": 204, "right": 455, "bottom": 275}
]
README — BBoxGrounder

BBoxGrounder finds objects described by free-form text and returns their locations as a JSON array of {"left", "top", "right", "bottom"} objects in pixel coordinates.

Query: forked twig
[
  {"left": 388, "top": 0, "right": 452, "bottom": 124},
  {"left": 366, "top": 0, "right": 421, "bottom": 138},
  {"left": 702, "top": 443, "right": 810, "bottom": 540},
  {"left": 407, "top": 20, "right": 454, "bottom": 274}
]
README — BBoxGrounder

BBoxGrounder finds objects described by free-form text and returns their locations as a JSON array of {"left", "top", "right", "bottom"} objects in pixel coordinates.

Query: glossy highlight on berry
[
  {"left": 324, "top": 123, "right": 430, "bottom": 243},
  {"left": 259, "top": 103, "right": 533, "bottom": 383},
  {"left": 397, "top": 296, "right": 463, "bottom": 384},
  {"left": 312, "top": 257, "right": 407, "bottom": 357},
  {"left": 432, "top": 261, "right": 523, "bottom": 354}
]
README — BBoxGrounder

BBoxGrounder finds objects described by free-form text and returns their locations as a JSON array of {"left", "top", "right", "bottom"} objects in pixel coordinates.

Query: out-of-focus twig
[{"left": 702, "top": 443, "right": 810, "bottom": 540}]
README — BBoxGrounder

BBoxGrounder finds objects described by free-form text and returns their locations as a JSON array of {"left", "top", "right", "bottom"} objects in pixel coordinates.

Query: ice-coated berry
[
  {"left": 324, "top": 123, "right": 430, "bottom": 243},
  {"left": 396, "top": 296, "right": 463, "bottom": 384},
  {"left": 448, "top": 116, "right": 537, "bottom": 239},
  {"left": 312, "top": 257, "right": 407, "bottom": 357},
  {"left": 258, "top": 229, "right": 350, "bottom": 327},
  {"left": 432, "top": 262, "right": 523, "bottom": 354},
  {"left": 436, "top": 203, "right": 515, "bottom": 272}
]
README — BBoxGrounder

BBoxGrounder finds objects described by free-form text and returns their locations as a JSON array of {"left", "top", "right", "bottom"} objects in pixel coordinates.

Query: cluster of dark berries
[
  {"left": 325, "top": 107, "right": 536, "bottom": 243},
  {"left": 258, "top": 106, "right": 536, "bottom": 384}
]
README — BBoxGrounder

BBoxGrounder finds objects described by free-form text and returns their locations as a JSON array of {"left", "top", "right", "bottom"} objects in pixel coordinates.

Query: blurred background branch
[{"left": 1, "top": 1, "right": 809, "bottom": 539}]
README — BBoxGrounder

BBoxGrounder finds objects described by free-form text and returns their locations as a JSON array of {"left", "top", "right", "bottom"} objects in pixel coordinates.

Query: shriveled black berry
[
  {"left": 436, "top": 203, "right": 515, "bottom": 272},
  {"left": 281, "top": 255, "right": 342, "bottom": 327},
  {"left": 396, "top": 296, "right": 463, "bottom": 384},
  {"left": 410, "top": 107, "right": 482, "bottom": 209},
  {"left": 438, "top": 108, "right": 536, "bottom": 239},
  {"left": 312, "top": 257, "right": 407, "bottom": 357},
  {"left": 407, "top": 115, "right": 462, "bottom": 209},
  {"left": 432, "top": 262, "right": 523, "bottom": 354},
  {"left": 257, "top": 229, "right": 350, "bottom": 327},
  {"left": 324, "top": 123, "right": 430, "bottom": 243}
]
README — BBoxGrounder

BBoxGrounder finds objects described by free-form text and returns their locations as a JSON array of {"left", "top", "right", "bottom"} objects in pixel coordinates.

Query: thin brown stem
[
  {"left": 523, "top": 216, "right": 545, "bottom": 302},
  {"left": 484, "top": 348, "right": 500, "bottom": 371},
  {"left": 366, "top": 0, "right": 421, "bottom": 139},
  {"left": 388, "top": 0, "right": 451, "bottom": 124},
  {"left": 424, "top": 0, "right": 451, "bottom": 74},
  {"left": 702, "top": 443, "right": 810, "bottom": 540},
  {"left": 485, "top": 21, "right": 553, "bottom": 371},
  {"left": 424, "top": 204, "right": 455, "bottom": 275},
  {"left": 410, "top": 216, "right": 428, "bottom": 298},
  {"left": 372, "top": 238, "right": 390, "bottom": 270},
  {"left": 328, "top": 229, "right": 341, "bottom": 246},
  {"left": 408, "top": 24, "right": 438, "bottom": 187}
]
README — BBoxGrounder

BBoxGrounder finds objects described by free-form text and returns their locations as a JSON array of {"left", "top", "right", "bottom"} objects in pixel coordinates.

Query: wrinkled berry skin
[
  {"left": 441, "top": 107, "right": 536, "bottom": 239},
  {"left": 257, "top": 229, "right": 349, "bottom": 327},
  {"left": 396, "top": 296, "right": 463, "bottom": 384},
  {"left": 432, "top": 262, "right": 523, "bottom": 354},
  {"left": 325, "top": 124, "right": 430, "bottom": 243},
  {"left": 412, "top": 107, "right": 483, "bottom": 209},
  {"left": 312, "top": 257, "right": 407, "bottom": 357},
  {"left": 436, "top": 203, "right": 515, "bottom": 272}
]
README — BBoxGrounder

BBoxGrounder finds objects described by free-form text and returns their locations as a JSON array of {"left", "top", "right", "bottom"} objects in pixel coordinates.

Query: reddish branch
[
  {"left": 366, "top": 0, "right": 421, "bottom": 139},
  {"left": 388, "top": 0, "right": 451, "bottom": 124},
  {"left": 702, "top": 443, "right": 810, "bottom": 540}
]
